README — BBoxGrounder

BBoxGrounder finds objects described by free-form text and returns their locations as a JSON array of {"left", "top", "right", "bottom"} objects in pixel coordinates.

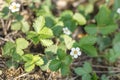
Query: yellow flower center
[
  {"left": 13, "top": 6, "right": 17, "bottom": 9},
  {"left": 65, "top": 29, "right": 68, "bottom": 32},
  {"left": 74, "top": 50, "right": 78, "bottom": 54}
]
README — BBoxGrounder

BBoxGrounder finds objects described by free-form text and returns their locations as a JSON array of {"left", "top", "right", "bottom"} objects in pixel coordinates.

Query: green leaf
[
  {"left": 57, "top": 49, "right": 66, "bottom": 60},
  {"left": 60, "top": 10, "right": 73, "bottom": 20},
  {"left": 33, "top": 55, "right": 44, "bottom": 67},
  {"left": 16, "top": 48, "right": 24, "bottom": 55},
  {"left": 82, "top": 74, "right": 91, "bottom": 80},
  {"left": 62, "top": 35, "right": 75, "bottom": 49},
  {"left": 79, "top": 35, "right": 97, "bottom": 45},
  {"left": 95, "top": 6, "right": 112, "bottom": 26},
  {"left": 63, "top": 20, "right": 77, "bottom": 32},
  {"left": 40, "top": 39, "right": 53, "bottom": 47},
  {"left": 11, "top": 21, "right": 22, "bottom": 31},
  {"left": 23, "top": 54, "right": 34, "bottom": 62},
  {"left": 21, "top": 20, "right": 30, "bottom": 33},
  {"left": 45, "top": 45, "right": 58, "bottom": 54},
  {"left": 85, "top": 24, "right": 118, "bottom": 35},
  {"left": 113, "top": 0, "right": 120, "bottom": 11},
  {"left": 33, "top": 16, "right": 45, "bottom": 33},
  {"left": 113, "top": 42, "right": 120, "bottom": 54},
  {"left": 84, "top": 24, "right": 97, "bottom": 35},
  {"left": 49, "top": 59, "right": 61, "bottom": 71},
  {"left": 74, "top": 62, "right": 92, "bottom": 77},
  {"left": 45, "top": 16, "right": 55, "bottom": 28},
  {"left": 26, "top": 31, "right": 40, "bottom": 44},
  {"left": 105, "top": 49, "right": 117, "bottom": 63},
  {"left": 101, "top": 75, "right": 109, "bottom": 80},
  {"left": 12, "top": 51, "right": 22, "bottom": 62},
  {"left": 52, "top": 21, "right": 63, "bottom": 37},
  {"left": 113, "top": 33, "right": 120, "bottom": 45},
  {"left": 11, "top": 20, "right": 30, "bottom": 33},
  {"left": 2, "top": 41, "right": 15, "bottom": 56},
  {"left": 99, "top": 24, "right": 118, "bottom": 35},
  {"left": 73, "top": 13, "right": 86, "bottom": 25},
  {"left": 24, "top": 61, "right": 35, "bottom": 72},
  {"left": 61, "top": 65, "right": 70, "bottom": 76},
  {"left": 16, "top": 38, "right": 29, "bottom": 49},
  {"left": 81, "top": 45, "right": 98, "bottom": 57},
  {"left": 74, "top": 67, "right": 87, "bottom": 76},
  {"left": 62, "top": 55, "right": 72, "bottom": 65},
  {"left": 83, "top": 62, "right": 92, "bottom": 73},
  {"left": 39, "top": 27, "right": 53, "bottom": 39},
  {"left": 40, "top": 61, "right": 50, "bottom": 71},
  {"left": 6, "top": 59, "right": 18, "bottom": 69},
  {"left": 91, "top": 73, "right": 99, "bottom": 80},
  {"left": 97, "top": 36, "right": 111, "bottom": 51}
]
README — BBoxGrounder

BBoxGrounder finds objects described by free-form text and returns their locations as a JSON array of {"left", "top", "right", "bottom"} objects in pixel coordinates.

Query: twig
[
  {"left": 48, "top": 72, "right": 52, "bottom": 80},
  {"left": 92, "top": 65, "right": 120, "bottom": 70},
  {"left": 94, "top": 70, "right": 120, "bottom": 73},
  {"left": 0, "top": 19, "right": 7, "bottom": 35},
  {"left": 107, "top": 73, "right": 120, "bottom": 78},
  {"left": 14, "top": 73, "right": 29, "bottom": 80},
  {"left": 0, "top": 37, "right": 9, "bottom": 41},
  {"left": 6, "top": 19, "right": 12, "bottom": 30}
]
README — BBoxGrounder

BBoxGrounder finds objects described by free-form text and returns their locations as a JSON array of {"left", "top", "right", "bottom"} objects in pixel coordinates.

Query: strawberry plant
[{"left": 0, "top": 0, "right": 120, "bottom": 80}]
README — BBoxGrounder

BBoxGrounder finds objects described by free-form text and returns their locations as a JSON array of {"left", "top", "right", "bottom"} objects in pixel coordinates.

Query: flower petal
[
  {"left": 11, "top": 2, "right": 16, "bottom": 6},
  {"left": 11, "top": 9, "right": 16, "bottom": 12},
  {"left": 70, "top": 52, "right": 74, "bottom": 56},
  {"left": 74, "top": 54, "right": 78, "bottom": 58},
  {"left": 9, "top": 5, "right": 12, "bottom": 9},
  {"left": 71, "top": 48, "right": 75, "bottom": 51},
  {"left": 76, "top": 47, "right": 80, "bottom": 51},
  {"left": 78, "top": 52, "right": 81, "bottom": 56},
  {"left": 16, "top": 3, "right": 20, "bottom": 7},
  {"left": 15, "top": 8, "right": 20, "bottom": 11}
]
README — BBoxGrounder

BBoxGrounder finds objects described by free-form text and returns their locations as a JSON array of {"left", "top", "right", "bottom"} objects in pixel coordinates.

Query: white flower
[
  {"left": 9, "top": 2, "right": 21, "bottom": 13},
  {"left": 70, "top": 47, "right": 81, "bottom": 59},
  {"left": 63, "top": 27, "right": 71, "bottom": 35},
  {"left": 117, "top": 8, "right": 120, "bottom": 14}
]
